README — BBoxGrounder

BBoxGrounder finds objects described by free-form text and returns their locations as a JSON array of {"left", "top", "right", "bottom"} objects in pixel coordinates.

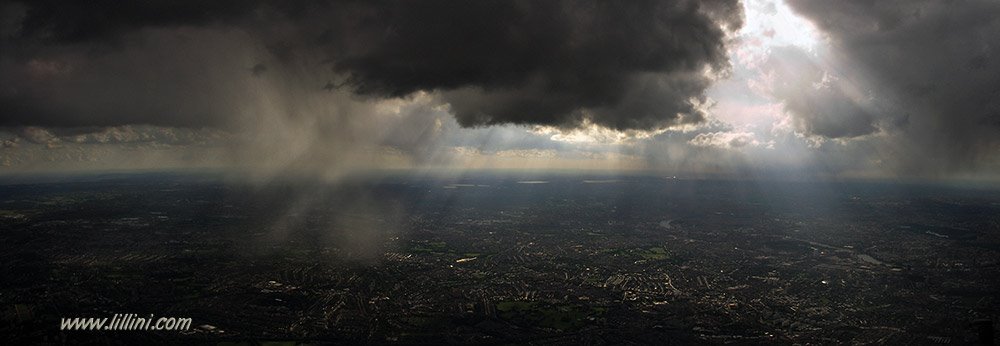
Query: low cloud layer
[{"left": 689, "top": 130, "right": 760, "bottom": 149}]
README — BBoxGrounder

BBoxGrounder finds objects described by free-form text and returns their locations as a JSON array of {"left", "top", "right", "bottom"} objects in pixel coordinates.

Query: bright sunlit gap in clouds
[
  {"left": 513, "top": 0, "right": 833, "bottom": 177},
  {"left": 741, "top": 0, "right": 822, "bottom": 52}
]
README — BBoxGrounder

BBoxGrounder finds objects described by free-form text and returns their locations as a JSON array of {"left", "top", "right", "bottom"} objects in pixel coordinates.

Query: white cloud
[{"left": 688, "top": 131, "right": 761, "bottom": 149}]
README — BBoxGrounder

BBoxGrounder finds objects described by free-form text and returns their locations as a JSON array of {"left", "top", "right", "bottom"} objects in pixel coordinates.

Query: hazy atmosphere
[
  {"left": 2, "top": 0, "right": 998, "bottom": 182},
  {"left": 3, "top": 1, "right": 1000, "bottom": 344}
]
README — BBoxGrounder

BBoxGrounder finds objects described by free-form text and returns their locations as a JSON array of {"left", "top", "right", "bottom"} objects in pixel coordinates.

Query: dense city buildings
[{"left": 1, "top": 173, "right": 997, "bottom": 343}]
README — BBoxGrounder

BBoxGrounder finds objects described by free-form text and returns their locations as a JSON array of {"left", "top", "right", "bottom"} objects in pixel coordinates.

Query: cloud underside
[{"left": 0, "top": 0, "right": 743, "bottom": 131}]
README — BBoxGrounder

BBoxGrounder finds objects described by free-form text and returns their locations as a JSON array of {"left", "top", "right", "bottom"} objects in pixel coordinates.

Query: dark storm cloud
[
  {"left": 8, "top": 0, "right": 259, "bottom": 44},
  {"left": 251, "top": 63, "right": 267, "bottom": 77},
  {"left": 324, "top": 0, "right": 742, "bottom": 130},
  {"left": 786, "top": 0, "right": 1000, "bottom": 170},
  {"left": 0, "top": 27, "right": 261, "bottom": 128},
  {"left": 0, "top": 0, "right": 744, "bottom": 131}
]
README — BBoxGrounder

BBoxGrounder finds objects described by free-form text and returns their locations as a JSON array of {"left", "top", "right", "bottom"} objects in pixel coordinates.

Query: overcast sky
[{"left": 1, "top": 0, "right": 999, "bottom": 182}]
